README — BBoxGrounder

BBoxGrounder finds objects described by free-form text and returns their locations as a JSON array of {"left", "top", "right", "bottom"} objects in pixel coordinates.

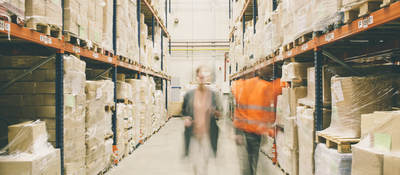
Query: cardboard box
[
  {"left": 0, "top": 148, "right": 61, "bottom": 175},
  {"left": 323, "top": 76, "right": 393, "bottom": 138},
  {"left": 284, "top": 117, "right": 298, "bottom": 150},
  {"left": 384, "top": 153, "right": 400, "bottom": 175},
  {"left": 314, "top": 143, "right": 352, "bottom": 175},
  {"left": 8, "top": 121, "right": 47, "bottom": 153},
  {"left": 361, "top": 111, "right": 400, "bottom": 152},
  {"left": 298, "top": 67, "right": 333, "bottom": 107},
  {"left": 351, "top": 145, "right": 384, "bottom": 175},
  {"left": 297, "top": 106, "right": 331, "bottom": 175}
]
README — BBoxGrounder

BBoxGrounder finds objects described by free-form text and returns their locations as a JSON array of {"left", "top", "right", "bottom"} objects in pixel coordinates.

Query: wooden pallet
[
  {"left": 64, "top": 32, "right": 89, "bottom": 48},
  {"left": 283, "top": 42, "right": 294, "bottom": 52},
  {"left": 105, "top": 105, "right": 115, "bottom": 112},
  {"left": 295, "top": 32, "right": 313, "bottom": 46},
  {"left": 89, "top": 42, "right": 105, "bottom": 54},
  {"left": 316, "top": 132, "right": 360, "bottom": 153},
  {"left": 381, "top": 0, "right": 398, "bottom": 7},
  {"left": 26, "top": 22, "right": 62, "bottom": 39},
  {"left": 104, "top": 134, "right": 113, "bottom": 140},
  {"left": 117, "top": 98, "right": 132, "bottom": 105},
  {"left": 344, "top": 0, "right": 383, "bottom": 24}
]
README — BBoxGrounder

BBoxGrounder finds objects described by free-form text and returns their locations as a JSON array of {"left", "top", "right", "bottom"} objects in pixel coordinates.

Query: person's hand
[
  {"left": 235, "top": 134, "right": 244, "bottom": 145},
  {"left": 214, "top": 110, "right": 222, "bottom": 118},
  {"left": 184, "top": 117, "right": 192, "bottom": 127}
]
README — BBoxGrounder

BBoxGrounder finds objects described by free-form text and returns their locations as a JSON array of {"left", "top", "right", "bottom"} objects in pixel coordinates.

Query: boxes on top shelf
[{"left": 25, "top": 0, "right": 62, "bottom": 31}]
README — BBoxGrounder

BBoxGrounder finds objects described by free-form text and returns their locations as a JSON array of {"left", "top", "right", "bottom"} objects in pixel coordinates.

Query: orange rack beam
[
  {"left": 142, "top": 0, "right": 171, "bottom": 40},
  {"left": 0, "top": 19, "right": 170, "bottom": 80},
  {"left": 230, "top": 1, "right": 400, "bottom": 80}
]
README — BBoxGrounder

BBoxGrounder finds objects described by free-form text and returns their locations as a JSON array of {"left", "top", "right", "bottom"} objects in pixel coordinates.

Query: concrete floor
[{"left": 107, "top": 117, "right": 283, "bottom": 175}]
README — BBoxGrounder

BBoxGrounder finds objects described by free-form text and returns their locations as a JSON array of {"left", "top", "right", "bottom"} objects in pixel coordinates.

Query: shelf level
[
  {"left": 230, "top": 1, "right": 400, "bottom": 80},
  {"left": 142, "top": 0, "right": 171, "bottom": 40},
  {"left": 0, "top": 19, "right": 170, "bottom": 80}
]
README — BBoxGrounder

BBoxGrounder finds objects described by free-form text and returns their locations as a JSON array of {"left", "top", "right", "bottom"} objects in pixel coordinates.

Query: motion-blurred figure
[
  {"left": 181, "top": 65, "right": 222, "bottom": 175},
  {"left": 232, "top": 72, "right": 284, "bottom": 175}
]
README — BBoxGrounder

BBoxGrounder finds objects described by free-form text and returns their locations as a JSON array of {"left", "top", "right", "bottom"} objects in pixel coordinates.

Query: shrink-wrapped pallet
[
  {"left": 0, "top": 121, "right": 61, "bottom": 175},
  {"left": 102, "top": 0, "right": 113, "bottom": 51},
  {"left": 64, "top": 0, "right": 89, "bottom": 40},
  {"left": 280, "top": 0, "right": 295, "bottom": 46},
  {"left": 311, "top": 0, "right": 343, "bottom": 32},
  {"left": 319, "top": 76, "right": 393, "bottom": 138},
  {"left": 85, "top": 80, "right": 115, "bottom": 175},
  {"left": 62, "top": 55, "right": 87, "bottom": 175},
  {"left": 352, "top": 110, "right": 400, "bottom": 175},
  {"left": 25, "top": 0, "right": 62, "bottom": 29},
  {"left": 116, "top": 81, "right": 133, "bottom": 101},
  {"left": 298, "top": 67, "right": 335, "bottom": 107},
  {"left": 0, "top": 0, "right": 25, "bottom": 20},
  {"left": 297, "top": 106, "right": 331, "bottom": 175},
  {"left": 281, "top": 62, "right": 311, "bottom": 83},
  {"left": 276, "top": 129, "right": 298, "bottom": 175},
  {"left": 314, "top": 143, "right": 352, "bottom": 175},
  {"left": 0, "top": 55, "right": 87, "bottom": 175},
  {"left": 88, "top": 0, "right": 104, "bottom": 45}
]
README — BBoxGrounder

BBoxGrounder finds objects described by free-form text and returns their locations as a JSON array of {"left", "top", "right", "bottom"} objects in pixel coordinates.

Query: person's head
[{"left": 196, "top": 65, "right": 212, "bottom": 86}]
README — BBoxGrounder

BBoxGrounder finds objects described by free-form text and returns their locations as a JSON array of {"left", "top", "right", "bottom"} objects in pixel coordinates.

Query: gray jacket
[{"left": 181, "top": 89, "right": 222, "bottom": 156}]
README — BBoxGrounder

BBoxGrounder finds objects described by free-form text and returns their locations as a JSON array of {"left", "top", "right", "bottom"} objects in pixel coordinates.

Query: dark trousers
[{"left": 236, "top": 129, "right": 261, "bottom": 175}]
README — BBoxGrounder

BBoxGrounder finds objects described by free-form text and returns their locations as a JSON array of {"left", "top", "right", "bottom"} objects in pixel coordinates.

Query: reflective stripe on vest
[
  {"left": 233, "top": 116, "right": 275, "bottom": 128},
  {"left": 236, "top": 104, "right": 276, "bottom": 112}
]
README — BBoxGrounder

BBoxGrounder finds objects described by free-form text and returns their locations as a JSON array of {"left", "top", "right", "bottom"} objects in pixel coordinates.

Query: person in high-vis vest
[{"left": 232, "top": 76, "right": 284, "bottom": 175}]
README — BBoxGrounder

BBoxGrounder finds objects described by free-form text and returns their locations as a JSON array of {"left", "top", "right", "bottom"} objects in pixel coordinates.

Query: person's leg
[
  {"left": 236, "top": 129, "right": 251, "bottom": 175},
  {"left": 245, "top": 132, "right": 261, "bottom": 175}
]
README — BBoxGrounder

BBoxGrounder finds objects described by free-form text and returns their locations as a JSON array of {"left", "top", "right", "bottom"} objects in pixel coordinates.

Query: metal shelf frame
[{"left": 0, "top": 0, "right": 172, "bottom": 174}]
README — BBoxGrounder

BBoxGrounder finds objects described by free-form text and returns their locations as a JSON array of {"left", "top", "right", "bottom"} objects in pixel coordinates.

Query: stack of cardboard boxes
[
  {"left": 0, "top": 55, "right": 87, "bottom": 175},
  {"left": 351, "top": 111, "right": 400, "bottom": 175},
  {"left": 229, "top": 0, "right": 342, "bottom": 74},
  {"left": 0, "top": 121, "right": 61, "bottom": 175},
  {"left": 85, "top": 80, "right": 114, "bottom": 175},
  {"left": 25, "top": 0, "right": 63, "bottom": 30}
]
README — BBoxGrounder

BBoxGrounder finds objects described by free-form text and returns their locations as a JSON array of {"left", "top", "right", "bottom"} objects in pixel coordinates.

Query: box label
[
  {"left": 332, "top": 81, "right": 344, "bottom": 103},
  {"left": 65, "top": 94, "right": 75, "bottom": 107},
  {"left": 374, "top": 133, "right": 391, "bottom": 152}
]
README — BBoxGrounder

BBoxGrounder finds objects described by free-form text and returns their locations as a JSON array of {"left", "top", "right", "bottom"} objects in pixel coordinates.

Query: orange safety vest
[{"left": 232, "top": 77, "right": 284, "bottom": 136}]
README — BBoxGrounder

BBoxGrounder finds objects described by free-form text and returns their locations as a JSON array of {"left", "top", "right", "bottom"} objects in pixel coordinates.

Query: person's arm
[{"left": 181, "top": 92, "right": 193, "bottom": 127}]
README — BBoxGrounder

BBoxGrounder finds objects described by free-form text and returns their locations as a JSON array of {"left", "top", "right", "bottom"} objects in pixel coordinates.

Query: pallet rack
[
  {"left": 229, "top": 0, "right": 400, "bottom": 151},
  {"left": 0, "top": 0, "right": 171, "bottom": 174}
]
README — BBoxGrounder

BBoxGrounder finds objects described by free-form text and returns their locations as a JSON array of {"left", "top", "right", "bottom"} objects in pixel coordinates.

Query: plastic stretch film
[
  {"left": 63, "top": 0, "right": 89, "bottom": 40},
  {"left": 0, "top": 0, "right": 25, "bottom": 20},
  {"left": 25, "top": 0, "right": 62, "bottom": 28},
  {"left": 63, "top": 55, "right": 87, "bottom": 175},
  {"left": 281, "top": 62, "right": 312, "bottom": 83},
  {"left": 320, "top": 76, "right": 397, "bottom": 139},
  {"left": 352, "top": 110, "right": 400, "bottom": 175},
  {"left": 0, "top": 120, "right": 61, "bottom": 175},
  {"left": 314, "top": 143, "right": 352, "bottom": 175},
  {"left": 296, "top": 106, "right": 331, "bottom": 175}
]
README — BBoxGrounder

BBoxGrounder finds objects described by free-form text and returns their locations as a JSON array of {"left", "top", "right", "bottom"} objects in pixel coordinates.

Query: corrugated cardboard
[
  {"left": 322, "top": 76, "right": 393, "bottom": 138},
  {"left": 8, "top": 121, "right": 47, "bottom": 153},
  {"left": 361, "top": 111, "right": 400, "bottom": 152},
  {"left": 384, "top": 153, "right": 400, "bottom": 175},
  {"left": 351, "top": 145, "right": 384, "bottom": 175},
  {"left": 0, "top": 148, "right": 61, "bottom": 175}
]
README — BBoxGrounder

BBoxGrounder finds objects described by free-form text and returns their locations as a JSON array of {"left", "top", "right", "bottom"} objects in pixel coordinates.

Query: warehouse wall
[{"left": 167, "top": 0, "right": 230, "bottom": 94}]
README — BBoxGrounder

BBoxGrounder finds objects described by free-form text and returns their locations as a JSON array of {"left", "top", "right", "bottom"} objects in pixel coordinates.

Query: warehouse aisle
[{"left": 107, "top": 117, "right": 241, "bottom": 175}]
